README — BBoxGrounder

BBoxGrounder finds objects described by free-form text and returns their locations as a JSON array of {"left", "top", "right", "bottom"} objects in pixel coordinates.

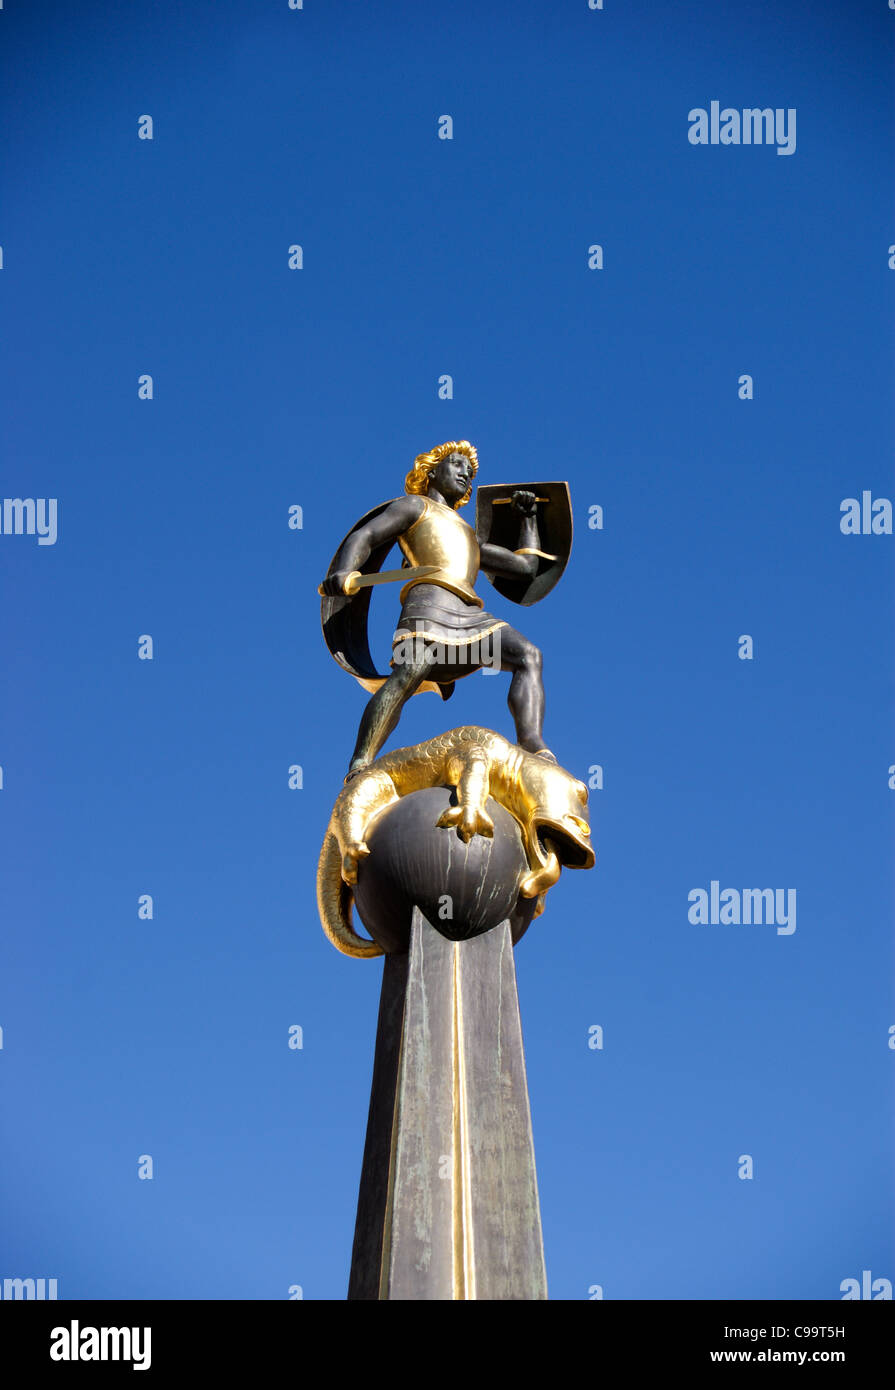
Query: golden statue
[
  {"left": 316, "top": 441, "right": 591, "bottom": 958},
  {"left": 319, "top": 441, "right": 572, "bottom": 779}
]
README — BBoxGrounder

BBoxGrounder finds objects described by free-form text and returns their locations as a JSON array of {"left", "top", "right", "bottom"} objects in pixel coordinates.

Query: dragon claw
[
  {"left": 436, "top": 804, "right": 495, "bottom": 842},
  {"left": 341, "top": 842, "right": 370, "bottom": 885}
]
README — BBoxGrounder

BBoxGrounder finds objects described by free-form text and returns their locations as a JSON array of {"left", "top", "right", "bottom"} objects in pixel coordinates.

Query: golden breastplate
[{"left": 398, "top": 497, "right": 482, "bottom": 607}]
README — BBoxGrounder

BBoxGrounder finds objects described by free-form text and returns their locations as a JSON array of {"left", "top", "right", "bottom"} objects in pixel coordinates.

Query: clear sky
[{"left": 1, "top": 0, "right": 893, "bottom": 1300}]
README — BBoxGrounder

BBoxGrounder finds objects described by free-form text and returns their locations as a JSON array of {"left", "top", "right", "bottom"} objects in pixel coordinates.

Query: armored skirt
[{"left": 391, "top": 583, "right": 506, "bottom": 686}]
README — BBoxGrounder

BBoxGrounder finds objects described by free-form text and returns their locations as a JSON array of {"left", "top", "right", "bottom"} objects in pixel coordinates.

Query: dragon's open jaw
[{"left": 531, "top": 814, "right": 595, "bottom": 871}]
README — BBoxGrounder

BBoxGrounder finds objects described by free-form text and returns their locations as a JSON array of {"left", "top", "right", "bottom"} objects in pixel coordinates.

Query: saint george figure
[{"left": 320, "top": 441, "right": 556, "bottom": 779}]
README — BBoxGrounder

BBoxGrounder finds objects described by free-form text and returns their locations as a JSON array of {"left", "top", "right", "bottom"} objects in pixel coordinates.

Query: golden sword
[{"left": 318, "top": 565, "right": 441, "bottom": 597}]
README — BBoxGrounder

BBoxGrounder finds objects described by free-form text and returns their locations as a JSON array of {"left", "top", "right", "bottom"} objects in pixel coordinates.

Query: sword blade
[
  {"left": 319, "top": 565, "right": 441, "bottom": 597},
  {"left": 347, "top": 565, "right": 440, "bottom": 593}
]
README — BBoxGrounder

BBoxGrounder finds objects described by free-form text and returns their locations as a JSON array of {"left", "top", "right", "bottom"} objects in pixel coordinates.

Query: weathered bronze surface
[
  {"left": 352, "top": 787, "right": 538, "bottom": 952},
  {"left": 348, "top": 910, "right": 547, "bottom": 1301}
]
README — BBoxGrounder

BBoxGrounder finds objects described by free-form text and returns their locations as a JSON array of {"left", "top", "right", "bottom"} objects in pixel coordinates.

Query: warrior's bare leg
[
  {"left": 493, "top": 626, "right": 551, "bottom": 755},
  {"left": 347, "top": 652, "right": 432, "bottom": 777}
]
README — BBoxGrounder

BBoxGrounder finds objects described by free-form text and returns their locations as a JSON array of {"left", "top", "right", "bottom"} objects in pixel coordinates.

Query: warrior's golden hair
[{"left": 404, "top": 441, "right": 479, "bottom": 507}]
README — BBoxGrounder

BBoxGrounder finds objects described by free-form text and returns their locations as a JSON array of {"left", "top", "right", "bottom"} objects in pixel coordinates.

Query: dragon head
[{"left": 512, "top": 756, "right": 595, "bottom": 899}]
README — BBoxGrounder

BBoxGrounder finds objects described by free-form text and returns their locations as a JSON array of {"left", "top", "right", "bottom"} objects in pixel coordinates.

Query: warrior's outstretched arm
[
  {"left": 479, "top": 490, "right": 543, "bottom": 580},
  {"left": 319, "top": 495, "right": 423, "bottom": 595}
]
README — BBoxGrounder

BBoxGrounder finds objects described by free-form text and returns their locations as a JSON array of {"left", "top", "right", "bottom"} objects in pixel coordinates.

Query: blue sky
[{"left": 1, "top": 0, "right": 892, "bottom": 1299}]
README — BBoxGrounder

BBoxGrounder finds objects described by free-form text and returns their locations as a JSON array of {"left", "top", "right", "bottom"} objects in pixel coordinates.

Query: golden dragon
[{"left": 316, "top": 726, "right": 595, "bottom": 958}]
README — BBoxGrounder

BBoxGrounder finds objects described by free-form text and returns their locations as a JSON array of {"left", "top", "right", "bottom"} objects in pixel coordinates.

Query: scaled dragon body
[{"left": 317, "top": 726, "right": 595, "bottom": 958}]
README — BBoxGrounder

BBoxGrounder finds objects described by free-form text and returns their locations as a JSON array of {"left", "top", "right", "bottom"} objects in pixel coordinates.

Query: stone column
[{"left": 348, "top": 908, "right": 547, "bottom": 1301}]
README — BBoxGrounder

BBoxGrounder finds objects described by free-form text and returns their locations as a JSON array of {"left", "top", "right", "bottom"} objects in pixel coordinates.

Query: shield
[
  {"left": 475, "top": 481, "right": 572, "bottom": 607},
  {"left": 319, "top": 499, "right": 449, "bottom": 699}
]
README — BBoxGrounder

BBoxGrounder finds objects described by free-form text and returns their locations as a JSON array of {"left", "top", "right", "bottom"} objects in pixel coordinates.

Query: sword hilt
[{"left": 491, "top": 496, "right": 550, "bottom": 505}]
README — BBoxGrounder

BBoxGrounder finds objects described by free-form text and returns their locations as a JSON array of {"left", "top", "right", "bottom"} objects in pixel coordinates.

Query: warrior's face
[{"left": 429, "top": 451, "right": 475, "bottom": 508}]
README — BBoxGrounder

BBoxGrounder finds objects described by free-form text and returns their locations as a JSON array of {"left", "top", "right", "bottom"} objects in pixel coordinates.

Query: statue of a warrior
[{"left": 319, "top": 440, "right": 572, "bottom": 779}]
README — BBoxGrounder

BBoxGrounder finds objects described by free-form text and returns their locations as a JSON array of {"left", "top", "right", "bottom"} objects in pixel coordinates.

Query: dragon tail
[{"left": 316, "top": 829, "right": 383, "bottom": 959}]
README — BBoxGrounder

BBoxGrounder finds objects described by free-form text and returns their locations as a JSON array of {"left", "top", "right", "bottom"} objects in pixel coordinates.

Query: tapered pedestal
[{"left": 348, "top": 908, "right": 547, "bottom": 1300}]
